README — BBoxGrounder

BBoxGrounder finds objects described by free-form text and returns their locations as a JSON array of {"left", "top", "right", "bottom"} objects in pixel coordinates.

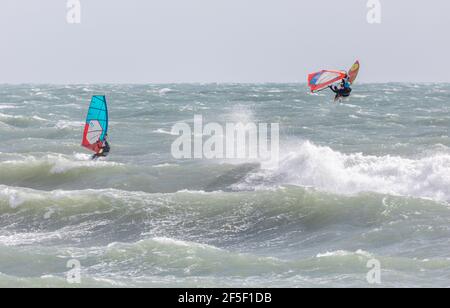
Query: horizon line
[{"left": 1, "top": 81, "right": 450, "bottom": 86}]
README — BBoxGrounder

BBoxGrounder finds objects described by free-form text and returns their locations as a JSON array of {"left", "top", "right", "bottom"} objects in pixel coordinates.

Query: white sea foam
[
  {"left": 152, "top": 163, "right": 178, "bottom": 168},
  {"left": 55, "top": 120, "right": 83, "bottom": 129},
  {"left": 31, "top": 116, "right": 47, "bottom": 121},
  {"left": 0, "top": 113, "right": 46, "bottom": 124},
  {"left": 0, "top": 105, "right": 17, "bottom": 110},
  {"left": 153, "top": 128, "right": 178, "bottom": 136},
  {"left": 316, "top": 250, "right": 373, "bottom": 258},
  {"left": 147, "top": 88, "right": 174, "bottom": 95},
  {"left": 151, "top": 237, "right": 222, "bottom": 251},
  {"left": 158, "top": 88, "right": 173, "bottom": 95},
  {"left": 0, "top": 112, "right": 21, "bottom": 119},
  {"left": 0, "top": 186, "right": 41, "bottom": 208},
  {"left": 49, "top": 154, "right": 123, "bottom": 174},
  {"left": 0, "top": 153, "right": 123, "bottom": 175},
  {"left": 242, "top": 140, "right": 450, "bottom": 202},
  {"left": 0, "top": 231, "right": 63, "bottom": 246}
]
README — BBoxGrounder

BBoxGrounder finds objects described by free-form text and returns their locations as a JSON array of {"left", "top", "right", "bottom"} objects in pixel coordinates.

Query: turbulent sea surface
[{"left": 0, "top": 83, "right": 450, "bottom": 287}]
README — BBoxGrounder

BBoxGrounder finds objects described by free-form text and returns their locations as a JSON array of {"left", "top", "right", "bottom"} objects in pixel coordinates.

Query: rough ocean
[{"left": 0, "top": 83, "right": 449, "bottom": 287}]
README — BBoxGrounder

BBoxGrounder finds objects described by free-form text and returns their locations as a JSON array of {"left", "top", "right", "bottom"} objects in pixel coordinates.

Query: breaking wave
[{"left": 238, "top": 141, "right": 450, "bottom": 203}]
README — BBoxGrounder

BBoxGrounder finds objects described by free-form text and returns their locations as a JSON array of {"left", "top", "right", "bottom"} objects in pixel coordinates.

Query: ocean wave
[
  {"left": 1, "top": 185, "right": 448, "bottom": 253},
  {"left": 0, "top": 105, "right": 18, "bottom": 110},
  {"left": 1, "top": 235, "right": 449, "bottom": 287},
  {"left": 153, "top": 128, "right": 178, "bottom": 136},
  {"left": 147, "top": 88, "right": 174, "bottom": 96},
  {"left": 55, "top": 120, "right": 83, "bottom": 130},
  {"left": 152, "top": 163, "right": 179, "bottom": 168},
  {"left": 0, "top": 153, "right": 128, "bottom": 192},
  {"left": 158, "top": 88, "right": 174, "bottom": 95},
  {"left": 0, "top": 112, "right": 45, "bottom": 128},
  {"left": 238, "top": 141, "right": 450, "bottom": 203},
  {"left": 0, "top": 154, "right": 257, "bottom": 193},
  {"left": 0, "top": 153, "right": 123, "bottom": 176}
]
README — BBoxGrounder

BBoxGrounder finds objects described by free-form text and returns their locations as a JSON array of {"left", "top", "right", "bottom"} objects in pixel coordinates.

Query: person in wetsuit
[
  {"left": 92, "top": 135, "right": 110, "bottom": 160},
  {"left": 329, "top": 75, "right": 352, "bottom": 101}
]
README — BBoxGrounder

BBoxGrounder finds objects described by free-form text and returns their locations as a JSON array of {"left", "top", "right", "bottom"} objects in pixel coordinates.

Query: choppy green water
[{"left": 0, "top": 84, "right": 450, "bottom": 287}]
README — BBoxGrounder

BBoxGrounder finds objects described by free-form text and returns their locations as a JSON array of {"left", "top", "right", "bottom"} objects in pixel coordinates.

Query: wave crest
[{"left": 239, "top": 141, "right": 450, "bottom": 203}]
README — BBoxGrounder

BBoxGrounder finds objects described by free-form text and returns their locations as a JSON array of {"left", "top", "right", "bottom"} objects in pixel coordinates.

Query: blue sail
[{"left": 82, "top": 95, "right": 108, "bottom": 152}]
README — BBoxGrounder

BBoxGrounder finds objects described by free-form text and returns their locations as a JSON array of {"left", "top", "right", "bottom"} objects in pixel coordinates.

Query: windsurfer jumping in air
[
  {"left": 329, "top": 75, "right": 352, "bottom": 101},
  {"left": 307, "top": 60, "right": 360, "bottom": 102}
]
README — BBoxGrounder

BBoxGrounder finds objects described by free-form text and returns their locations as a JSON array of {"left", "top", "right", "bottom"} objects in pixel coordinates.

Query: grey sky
[{"left": 1, "top": 0, "right": 449, "bottom": 83}]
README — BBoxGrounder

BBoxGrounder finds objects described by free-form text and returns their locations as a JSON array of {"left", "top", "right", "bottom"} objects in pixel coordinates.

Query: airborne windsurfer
[
  {"left": 329, "top": 75, "right": 352, "bottom": 101},
  {"left": 307, "top": 60, "right": 359, "bottom": 102}
]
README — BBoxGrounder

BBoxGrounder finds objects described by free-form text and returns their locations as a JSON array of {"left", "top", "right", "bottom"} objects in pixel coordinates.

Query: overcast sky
[{"left": 1, "top": 0, "right": 449, "bottom": 83}]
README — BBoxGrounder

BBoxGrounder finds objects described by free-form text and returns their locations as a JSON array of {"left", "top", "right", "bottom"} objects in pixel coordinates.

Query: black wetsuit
[
  {"left": 103, "top": 140, "right": 110, "bottom": 155},
  {"left": 330, "top": 84, "right": 352, "bottom": 100}
]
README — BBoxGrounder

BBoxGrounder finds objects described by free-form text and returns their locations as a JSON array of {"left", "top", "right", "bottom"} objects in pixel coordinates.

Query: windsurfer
[
  {"left": 92, "top": 135, "right": 110, "bottom": 160},
  {"left": 329, "top": 75, "right": 352, "bottom": 101}
]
